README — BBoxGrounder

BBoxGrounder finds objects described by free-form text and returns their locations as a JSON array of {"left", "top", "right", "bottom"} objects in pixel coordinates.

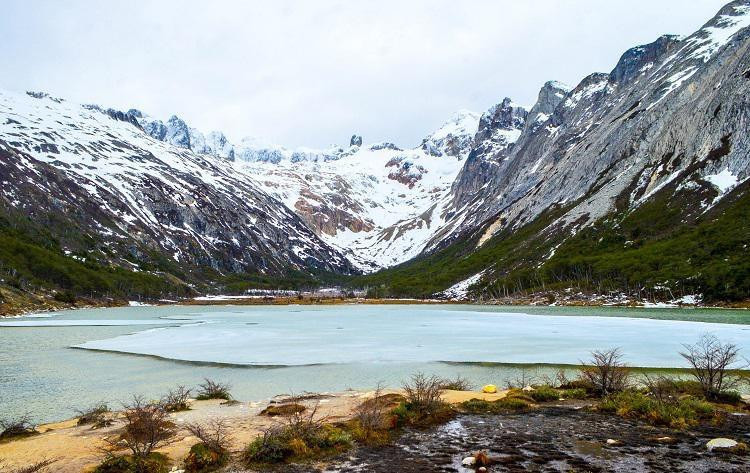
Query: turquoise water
[{"left": 1, "top": 304, "right": 748, "bottom": 423}]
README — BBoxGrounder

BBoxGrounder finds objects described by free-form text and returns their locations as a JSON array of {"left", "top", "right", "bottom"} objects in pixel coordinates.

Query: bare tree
[
  {"left": 185, "top": 419, "right": 232, "bottom": 455},
  {"left": 579, "top": 348, "right": 630, "bottom": 395},
  {"left": 104, "top": 396, "right": 176, "bottom": 470},
  {"left": 506, "top": 367, "right": 538, "bottom": 389},
  {"left": 680, "top": 334, "right": 743, "bottom": 400}
]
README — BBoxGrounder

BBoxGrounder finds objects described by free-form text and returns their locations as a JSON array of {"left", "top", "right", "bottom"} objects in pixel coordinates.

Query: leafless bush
[
  {"left": 186, "top": 419, "right": 232, "bottom": 454},
  {"left": 353, "top": 384, "right": 390, "bottom": 434},
  {"left": 0, "top": 414, "right": 36, "bottom": 440},
  {"left": 642, "top": 374, "right": 680, "bottom": 405},
  {"left": 0, "top": 458, "right": 57, "bottom": 473},
  {"left": 579, "top": 348, "right": 630, "bottom": 396},
  {"left": 680, "top": 334, "right": 744, "bottom": 400},
  {"left": 438, "top": 375, "right": 473, "bottom": 391},
  {"left": 196, "top": 378, "right": 232, "bottom": 400},
  {"left": 75, "top": 402, "right": 111, "bottom": 427},
  {"left": 161, "top": 385, "right": 192, "bottom": 412},
  {"left": 402, "top": 373, "right": 445, "bottom": 414},
  {"left": 104, "top": 396, "right": 176, "bottom": 465},
  {"left": 505, "top": 367, "right": 538, "bottom": 389}
]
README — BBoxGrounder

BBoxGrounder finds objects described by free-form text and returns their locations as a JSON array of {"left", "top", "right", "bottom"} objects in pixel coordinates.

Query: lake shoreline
[
  {"left": 2, "top": 388, "right": 749, "bottom": 473},
  {"left": 2, "top": 292, "right": 748, "bottom": 318}
]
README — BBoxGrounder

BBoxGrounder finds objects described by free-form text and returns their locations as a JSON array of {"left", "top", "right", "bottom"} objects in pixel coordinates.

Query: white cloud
[{"left": 0, "top": 0, "right": 728, "bottom": 147}]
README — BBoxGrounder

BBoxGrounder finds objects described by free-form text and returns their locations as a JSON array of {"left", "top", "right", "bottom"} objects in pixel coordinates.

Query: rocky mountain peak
[
  {"left": 610, "top": 34, "right": 683, "bottom": 84},
  {"left": 350, "top": 134, "right": 363, "bottom": 147}
]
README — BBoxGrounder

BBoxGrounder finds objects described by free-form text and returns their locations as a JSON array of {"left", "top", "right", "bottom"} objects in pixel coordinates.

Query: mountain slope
[
  {"left": 0, "top": 90, "right": 354, "bottom": 299},
  {"left": 358, "top": 0, "right": 750, "bottom": 303}
]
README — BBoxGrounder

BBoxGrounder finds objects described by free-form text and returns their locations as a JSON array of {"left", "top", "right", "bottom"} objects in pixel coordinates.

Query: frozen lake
[{"left": 1, "top": 304, "right": 749, "bottom": 423}]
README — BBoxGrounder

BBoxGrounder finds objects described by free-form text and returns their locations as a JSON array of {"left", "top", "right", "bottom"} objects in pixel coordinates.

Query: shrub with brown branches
[
  {"left": 161, "top": 386, "right": 191, "bottom": 412},
  {"left": 438, "top": 375, "right": 473, "bottom": 391},
  {"left": 680, "top": 334, "right": 744, "bottom": 401},
  {"left": 350, "top": 384, "right": 396, "bottom": 445},
  {"left": 195, "top": 379, "right": 232, "bottom": 401},
  {"left": 0, "top": 458, "right": 57, "bottom": 473},
  {"left": 243, "top": 402, "right": 351, "bottom": 464},
  {"left": 101, "top": 396, "right": 176, "bottom": 472},
  {"left": 0, "top": 415, "right": 36, "bottom": 441},
  {"left": 394, "top": 373, "right": 453, "bottom": 427},
  {"left": 184, "top": 420, "right": 231, "bottom": 472},
  {"left": 75, "top": 403, "right": 111, "bottom": 428},
  {"left": 578, "top": 348, "right": 630, "bottom": 396}
]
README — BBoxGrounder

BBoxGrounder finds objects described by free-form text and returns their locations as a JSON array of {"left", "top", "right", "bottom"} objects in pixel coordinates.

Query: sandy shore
[{"left": 0, "top": 389, "right": 507, "bottom": 472}]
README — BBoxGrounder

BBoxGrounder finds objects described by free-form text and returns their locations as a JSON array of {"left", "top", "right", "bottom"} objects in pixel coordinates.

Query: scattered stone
[
  {"left": 522, "top": 386, "right": 534, "bottom": 392},
  {"left": 707, "top": 438, "right": 738, "bottom": 452},
  {"left": 478, "top": 468, "right": 487, "bottom": 473},
  {"left": 481, "top": 385, "right": 497, "bottom": 394},
  {"left": 461, "top": 456, "right": 476, "bottom": 467},
  {"left": 606, "top": 438, "right": 620, "bottom": 445}
]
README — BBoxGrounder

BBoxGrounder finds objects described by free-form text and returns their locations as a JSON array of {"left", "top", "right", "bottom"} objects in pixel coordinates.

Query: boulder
[
  {"left": 481, "top": 384, "right": 497, "bottom": 394},
  {"left": 461, "top": 456, "right": 476, "bottom": 467},
  {"left": 706, "top": 438, "right": 738, "bottom": 452}
]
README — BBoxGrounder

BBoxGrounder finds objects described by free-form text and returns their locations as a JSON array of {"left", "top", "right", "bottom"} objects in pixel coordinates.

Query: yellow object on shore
[{"left": 481, "top": 384, "right": 497, "bottom": 394}]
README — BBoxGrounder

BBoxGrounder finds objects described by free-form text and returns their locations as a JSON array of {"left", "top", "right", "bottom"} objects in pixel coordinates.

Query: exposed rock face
[
  {"left": 350, "top": 134, "right": 363, "bottom": 147},
  {"left": 427, "top": 0, "right": 750, "bottom": 258},
  {"left": 0, "top": 90, "right": 354, "bottom": 276}
]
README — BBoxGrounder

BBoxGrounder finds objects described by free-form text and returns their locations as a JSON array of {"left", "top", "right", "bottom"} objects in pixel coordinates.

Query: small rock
[
  {"left": 461, "top": 456, "right": 476, "bottom": 467},
  {"left": 606, "top": 438, "right": 620, "bottom": 445},
  {"left": 655, "top": 436, "right": 673, "bottom": 443},
  {"left": 478, "top": 468, "right": 487, "bottom": 473},
  {"left": 481, "top": 384, "right": 497, "bottom": 394},
  {"left": 707, "top": 438, "right": 738, "bottom": 452},
  {"left": 522, "top": 385, "right": 534, "bottom": 392}
]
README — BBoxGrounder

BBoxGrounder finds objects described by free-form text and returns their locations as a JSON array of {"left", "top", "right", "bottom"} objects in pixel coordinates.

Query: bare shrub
[
  {"left": 0, "top": 415, "right": 36, "bottom": 440},
  {"left": 579, "top": 348, "right": 630, "bottom": 396},
  {"left": 75, "top": 402, "right": 111, "bottom": 427},
  {"left": 186, "top": 419, "right": 232, "bottom": 454},
  {"left": 505, "top": 367, "right": 538, "bottom": 389},
  {"left": 0, "top": 458, "right": 57, "bottom": 473},
  {"left": 402, "top": 373, "right": 444, "bottom": 413},
  {"left": 352, "top": 384, "right": 391, "bottom": 443},
  {"left": 438, "top": 375, "right": 473, "bottom": 391},
  {"left": 642, "top": 374, "right": 680, "bottom": 405},
  {"left": 196, "top": 379, "right": 232, "bottom": 400},
  {"left": 680, "top": 334, "right": 744, "bottom": 400},
  {"left": 104, "top": 396, "right": 177, "bottom": 467},
  {"left": 161, "top": 385, "right": 191, "bottom": 412}
]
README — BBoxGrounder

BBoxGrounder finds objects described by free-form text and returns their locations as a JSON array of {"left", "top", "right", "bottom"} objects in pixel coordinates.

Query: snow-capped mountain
[
  {"left": 2, "top": 0, "right": 748, "bottom": 300},
  {"left": 127, "top": 106, "right": 487, "bottom": 270},
  {"left": 417, "top": 0, "right": 750, "bottom": 296},
  {"left": 0, "top": 90, "right": 353, "bottom": 276}
]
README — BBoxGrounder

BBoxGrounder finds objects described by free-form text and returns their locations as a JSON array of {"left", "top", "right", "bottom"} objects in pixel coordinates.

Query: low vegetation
[
  {"left": 579, "top": 348, "right": 631, "bottom": 395},
  {"left": 680, "top": 334, "right": 745, "bottom": 400},
  {"left": 393, "top": 373, "right": 454, "bottom": 427},
  {"left": 0, "top": 415, "right": 37, "bottom": 441},
  {"left": 439, "top": 375, "right": 473, "bottom": 391},
  {"left": 160, "top": 386, "right": 191, "bottom": 412},
  {"left": 0, "top": 458, "right": 57, "bottom": 473},
  {"left": 243, "top": 404, "right": 351, "bottom": 465},
  {"left": 75, "top": 402, "right": 111, "bottom": 428},
  {"left": 97, "top": 396, "right": 176, "bottom": 473},
  {"left": 184, "top": 420, "right": 231, "bottom": 473},
  {"left": 195, "top": 379, "right": 232, "bottom": 401}
]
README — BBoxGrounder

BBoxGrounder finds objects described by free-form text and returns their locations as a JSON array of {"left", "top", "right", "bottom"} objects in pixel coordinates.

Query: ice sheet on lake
[
  {"left": 0, "top": 319, "right": 174, "bottom": 327},
  {"left": 74, "top": 308, "right": 750, "bottom": 368}
]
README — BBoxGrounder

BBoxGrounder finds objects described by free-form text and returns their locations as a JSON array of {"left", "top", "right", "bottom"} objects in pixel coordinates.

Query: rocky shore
[{"left": 1, "top": 389, "right": 748, "bottom": 473}]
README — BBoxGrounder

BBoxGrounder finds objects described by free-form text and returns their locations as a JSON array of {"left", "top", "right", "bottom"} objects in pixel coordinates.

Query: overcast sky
[{"left": 1, "top": 1, "right": 728, "bottom": 148}]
